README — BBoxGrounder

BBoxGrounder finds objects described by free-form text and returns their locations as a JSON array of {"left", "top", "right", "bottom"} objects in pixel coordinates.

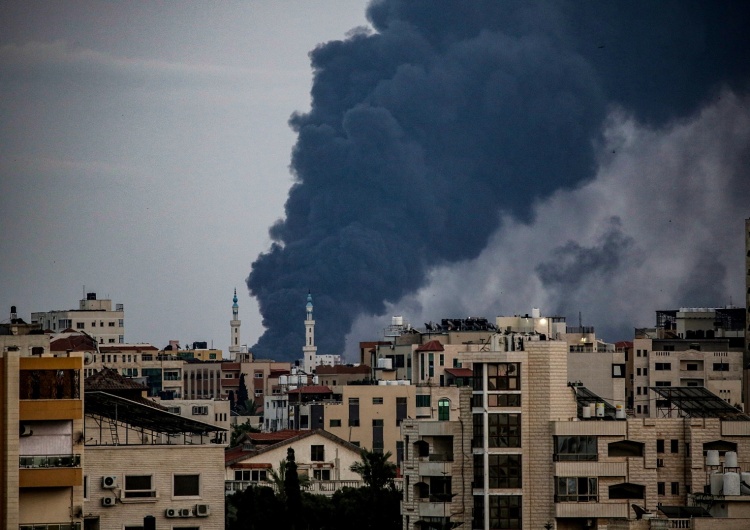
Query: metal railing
[
  {"left": 226, "top": 478, "right": 403, "bottom": 496},
  {"left": 18, "top": 522, "right": 81, "bottom": 530},
  {"left": 19, "top": 454, "right": 81, "bottom": 469}
]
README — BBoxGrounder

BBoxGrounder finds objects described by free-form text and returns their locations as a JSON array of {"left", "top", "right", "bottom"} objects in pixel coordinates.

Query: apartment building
[
  {"left": 1, "top": 316, "right": 84, "bottom": 530},
  {"left": 400, "top": 386, "right": 473, "bottom": 530},
  {"left": 631, "top": 309, "right": 745, "bottom": 417},
  {"left": 32, "top": 292, "right": 125, "bottom": 345},
  {"left": 83, "top": 369, "right": 226, "bottom": 529}
]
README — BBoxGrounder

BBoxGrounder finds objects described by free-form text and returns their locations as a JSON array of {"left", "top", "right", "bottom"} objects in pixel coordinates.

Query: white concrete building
[{"left": 32, "top": 292, "right": 125, "bottom": 345}]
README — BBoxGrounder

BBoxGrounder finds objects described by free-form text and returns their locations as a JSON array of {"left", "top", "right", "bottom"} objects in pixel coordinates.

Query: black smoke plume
[{"left": 248, "top": 0, "right": 750, "bottom": 360}]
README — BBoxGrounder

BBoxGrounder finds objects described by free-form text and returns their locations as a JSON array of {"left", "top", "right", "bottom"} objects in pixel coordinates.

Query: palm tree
[
  {"left": 350, "top": 449, "right": 397, "bottom": 491},
  {"left": 266, "top": 457, "right": 310, "bottom": 497}
]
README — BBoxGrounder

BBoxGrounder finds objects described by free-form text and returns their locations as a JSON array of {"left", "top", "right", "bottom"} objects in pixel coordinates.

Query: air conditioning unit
[
  {"left": 194, "top": 504, "right": 210, "bottom": 517},
  {"left": 101, "top": 497, "right": 116, "bottom": 507},
  {"left": 165, "top": 508, "right": 178, "bottom": 518},
  {"left": 102, "top": 475, "right": 118, "bottom": 488},
  {"left": 179, "top": 508, "right": 192, "bottom": 518},
  {"left": 20, "top": 424, "right": 33, "bottom": 437}
]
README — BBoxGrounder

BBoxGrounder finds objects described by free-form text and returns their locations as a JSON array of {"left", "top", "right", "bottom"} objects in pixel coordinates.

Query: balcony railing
[
  {"left": 20, "top": 524, "right": 81, "bottom": 530},
  {"left": 19, "top": 454, "right": 81, "bottom": 469},
  {"left": 226, "top": 478, "right": 403, "bottom": 496}
]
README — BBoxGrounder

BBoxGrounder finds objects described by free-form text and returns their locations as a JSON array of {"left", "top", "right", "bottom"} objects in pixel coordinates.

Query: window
[
  {"left": 416, "top": 395, "right": 431, "bottom": 408},
  {"left": 671, "top": 482, "right": 679, "bottom": 495},
  {"left": 109, "top": 321, "right": 115, "bottom": 327},
  {"left": 84, "top": 475, "right": 89, "bottom": 500},
  {"left": 173, "top": 474, "right": 200, "bottom": 497},
  {"left": 311, "top": 445, "right": 324, "bottom": 461},
  {"left": 657, "top": 439, "right": 665, "bottom": 453},
  {"left": 486, "top": 363, "right": 520, "bottom": 390},
  {"left": 686, "top": 363, "right": 698, "bottom": 371},
  {"left": 234, "top": 469, "right": 267, "bottom": 481},
  {"left": 254, "top": 372, "right": 264, "bottom": 378},
  {"left": 556, "top": 477, "right": 598, "bottom": 502},
  {"left": 487, "top": 413, "right": 521, "bottom": 448},
  {"left": 124, "top": 475, "right": 155, "bottom": 498},
  {"left": 671, "top": 439, "right": 679, "bottom": 453},
  {"left": 329, "top": 419, "right": 341, "bottom": 427},
  {"left": 396, "top": 396, "right": 407, "bottom": 426},
  {"left": 192, "top": 406, "right": 208, "bottom": 415},
  {"left": 439, "top": 354, "right": 444, "bottom": 367},
  {"left": 487, "top": 394, "right": 521, "bottom": 407},
  {"left": 473, "top": 495, "right": 521, "bottom": 530},
  {"left": 372, "top": 397, "right": 383, "bottom": 405},
  {"left": 655, "top": 363, "right": 671, "bottom": 371},
  {"left": 313, "top": 469, "right": 331, "bottom": 481},
  {"left": 713, "top": 363, "right": 729, "bottom": 372},
  {"left": 608, "top": 440, "right": 644, "bottom": 457},
  {"left": 657, "top": 482, "right": 665, "bottom": 495},
  {"left": 475, "top": 454, "right": 522, "bottom": 488},
  {"left": 348, "top": 398, "right": 360, "bottom": 426},
  {"left": 554, "top": 436, "right": 597, "bottom": 461},
  {"left": 91, "top": 321, "right": 96, "bottom": 327},
  {"left": 612, "top": 364, "right": 625, "bottom": 378},
  {"left": 643, "top": 368, "right": 648, "bottom": 376},
  {"left": 637, "top": 368, "right": 641, "bottom": 376},
  {"left": 428, "top": 353, "right": 434, "bottom": 378},
  {"left": 438, "top": 398, "right": 450, "bottom": 421},
  {"left": 76, "top": 322, "right": 84, "bottom": 329}
]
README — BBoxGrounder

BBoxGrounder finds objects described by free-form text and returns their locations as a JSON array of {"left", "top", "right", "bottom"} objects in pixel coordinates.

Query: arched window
[{"left": 438, "top": 398, "right": 450, "bottom": 421}]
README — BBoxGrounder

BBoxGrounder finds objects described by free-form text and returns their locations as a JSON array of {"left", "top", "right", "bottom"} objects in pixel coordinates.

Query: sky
[
  {"left": 2, "top": 2, "right": 749, "bottom": 362},
  {"left": 0, "top": 1, "right": 371, "bottom": 352}
]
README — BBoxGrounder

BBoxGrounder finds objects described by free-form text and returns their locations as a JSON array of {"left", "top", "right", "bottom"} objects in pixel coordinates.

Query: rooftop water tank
[
  {"left": 582, "top": 404, "right": 591, "bottom": 419},
  {"left": 706, "top": 450, "right": 720, "bottom": 467},
  {"left": 595, "top": 403, "right": 605, "bottom": 417},
  {"left": 392, "top": 316, "right": 404, "bottom": 326},
  {"left": 726, "top": 451, "right": 738, "bottom": 468},
  {"left": 724, "top": 472, "right": 741, "bottom": 496}
]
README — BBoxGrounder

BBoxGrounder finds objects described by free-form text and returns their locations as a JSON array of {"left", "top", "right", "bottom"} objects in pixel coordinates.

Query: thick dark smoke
[{"left": 248, "top": 0, "right": 750, "bottom": 360}]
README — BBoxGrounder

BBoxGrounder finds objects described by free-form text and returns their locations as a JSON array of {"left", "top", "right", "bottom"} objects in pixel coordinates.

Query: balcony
[
  {"left": 419, "top": 460, "right": 452, "bottom": 477},
  {"left": 19, "top": 523, "right": 82, "bottom": 530},
  {"left": 20, "top": 454, "right": 81, "bottom": 469},
  {"left": 417, "top": 421, "right": 453, "bottom": 437},
  {"left": 554, "top": 501, "right": 628, "bottom": 519}
]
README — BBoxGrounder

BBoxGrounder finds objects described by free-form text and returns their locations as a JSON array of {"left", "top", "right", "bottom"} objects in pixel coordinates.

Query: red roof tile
[{"left": 416, "top": 340, "right": 444, "bottom": 352}]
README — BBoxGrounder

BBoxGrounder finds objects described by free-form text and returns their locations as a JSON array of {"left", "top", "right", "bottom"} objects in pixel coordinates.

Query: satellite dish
[{"left": 84, "top": 352, "right": 94, "bottom": 365}]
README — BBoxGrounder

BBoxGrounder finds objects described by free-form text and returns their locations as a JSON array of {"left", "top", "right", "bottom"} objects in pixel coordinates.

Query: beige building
[
  {"left": 745, "top": 218, "right": 750, "bottom": 407},
  {"left": 1, "top": 316, "right": 85, "bottom": 530},
  {"left": 32, "top": 292, "right": 125, "bottom": 345},
  {"left": 632, "top": 332, "right": 744, "bottom": 417},
  {"left": 400, "top": 386, "right": 473, "bottom": 530},
  {"left": 83, "top": 369, "right": 226, "bottom": 529}
]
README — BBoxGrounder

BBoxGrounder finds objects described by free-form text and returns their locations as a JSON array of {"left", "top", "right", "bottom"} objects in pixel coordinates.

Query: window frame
[
  {"left": 172, "top": 473, "right": 201, "bottom": 499},
  {"left": 123, "top": 474, "right": 156, "bottom": 499}
]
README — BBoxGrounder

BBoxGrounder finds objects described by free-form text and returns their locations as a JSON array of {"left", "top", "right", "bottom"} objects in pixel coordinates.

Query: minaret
[
  {"left": 229, "top": 288, "right": 241, "bottom": 361},
  {"left": 303, "top": 291, "right": 317, "bottom": 374}
]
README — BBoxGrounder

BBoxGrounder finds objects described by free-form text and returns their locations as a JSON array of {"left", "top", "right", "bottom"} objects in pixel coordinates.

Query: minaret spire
[
  {"left": 229, "top": 288, "right": 241, "bottom": 360},
  {"left": 303, "top": 290, "right": 317, "bottom": 373}
]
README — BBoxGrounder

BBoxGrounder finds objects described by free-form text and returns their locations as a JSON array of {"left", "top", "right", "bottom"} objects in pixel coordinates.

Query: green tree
[
  {"left": 284, "top": 448, "right": 303, "bottom": 529},
  {"left": 350, "top": 449, "right": 397, "bottom": 491},
  {"left": 238, "top": 373, "right": 249, "bottom": 406}
]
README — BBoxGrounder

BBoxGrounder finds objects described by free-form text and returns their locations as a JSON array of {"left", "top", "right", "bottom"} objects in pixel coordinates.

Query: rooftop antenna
[{"left": 579, "top": 311, "right": 582, "bottom": 328}]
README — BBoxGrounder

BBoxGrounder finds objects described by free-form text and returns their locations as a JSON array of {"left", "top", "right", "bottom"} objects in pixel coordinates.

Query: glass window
[
  {"left": 416, "top": 395, "right": 431, "bottom": 407},
  {"left": 475, "top": 454, "right": 522, "bottom": 488},
  {"left": 438, "top": 398, "right": 450, "bottom": 421},
  {"left": 554, "top": 436, "right": 597, "bottom": 461},
  {"left": 124, "top": 475, "right": 155, "bottom": 498},
  {"left": 173, "top": 474, "right": 200, "bottom": 497},
  {"left": 372, "top": 397, "right": 384, "bottom": 405},
  {"left": 329, "top": 419, "right": 341, "bottom": 427},
  {"left": 311, "top": 445, "right": 325, "bottom": 461},
  {"left": 474, "top": 495, "right": 522, "bottom": 530},
  {"left": 487, "top": 413, "right": 521, "bottom": 448},
  {"left": 556, "top": 477, "right": 598, "bottom": 502},
  {"left": 487, "top": 363, "right": 520, "bottom": 390}
]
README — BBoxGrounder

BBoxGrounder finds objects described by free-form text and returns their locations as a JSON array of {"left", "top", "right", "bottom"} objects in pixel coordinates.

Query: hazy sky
[
  {"left": 2, "top": 2, "right": 749, "bottom": 362},
  {"left": 0, "top": 1, "right": 370, "bottom": 351}
]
